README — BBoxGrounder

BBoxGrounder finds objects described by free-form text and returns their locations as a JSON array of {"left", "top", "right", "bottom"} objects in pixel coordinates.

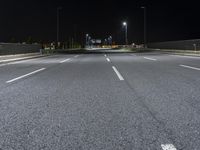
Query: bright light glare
[{"left": 123, "top": 22, "right": 127, "bottom": 26}]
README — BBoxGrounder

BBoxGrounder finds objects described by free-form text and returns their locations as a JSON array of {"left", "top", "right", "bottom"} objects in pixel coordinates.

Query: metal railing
[{"left": 0, "top": 43, "right": 41, "bottom": 55}]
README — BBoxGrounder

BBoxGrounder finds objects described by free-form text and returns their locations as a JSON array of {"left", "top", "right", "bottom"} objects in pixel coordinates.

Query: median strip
[
  {"left": 161, "top": 144, "right": 177, "bottom": 150},
  {"left": 112, "top": 66, "right": 124, "bottom": 81},
  {"left": 60, "top": 58, "right": 71, "bottom": 63},
  {"left": 144, "top": 57, "right": 157, "bottom": 61},
  {"left": 180, "top": 64, "right": 200, "bottom": 71},
  {"left": 6, "top": 68, "right": 46, "bottom": 83}
]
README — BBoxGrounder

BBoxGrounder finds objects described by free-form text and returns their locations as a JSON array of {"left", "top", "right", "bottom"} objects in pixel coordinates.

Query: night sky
[{"left": 1, "top": 0, "right": 200, "bottom": 44}]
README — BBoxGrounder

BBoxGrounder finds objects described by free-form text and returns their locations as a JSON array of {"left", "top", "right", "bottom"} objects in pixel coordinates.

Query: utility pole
[
  {"left": 86, "top": 34, "right": 89, "bottom": 47},
  {"left": 141, "top": 6, "right": 147, "bottom": 48},
  {"left": 57, "top": 7, "right": 62, "bottom": 46},
  {"left": 123, "top": 22, "right": 128, "bottom": 45}
]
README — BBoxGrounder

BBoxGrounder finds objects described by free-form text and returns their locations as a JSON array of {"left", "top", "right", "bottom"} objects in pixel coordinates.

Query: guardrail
[
  {"left": 0, "top": 43, "right": 41, "bottom": 55},
  {"left": 147, "top": 39, "right": 200, "bottom": 50}
]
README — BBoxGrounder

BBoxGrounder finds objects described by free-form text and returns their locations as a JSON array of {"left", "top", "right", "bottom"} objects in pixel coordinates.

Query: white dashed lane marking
[
  {"left": 60, "top": 58, "right": 71, "bottom": 63},
  {"left": 74, "top": 55, "right": 79, "bottom": 58},
  {"left": 112, "top": 66, "right": 124, "bottom": 81},
  {"left": 161, "top": 144, "right": 177, "bottom": 150},
  {"left": 144, "top": 57, "right": 157, "bottom": 61},
  {"left": 6, "top": 68, "right": 46, "bottom": 83},
  {"left": 180, "top": 64, "right": 200, "bottom": 71},
  {"left": 106, "top": 58, "right": 111, "bottom": 62}
]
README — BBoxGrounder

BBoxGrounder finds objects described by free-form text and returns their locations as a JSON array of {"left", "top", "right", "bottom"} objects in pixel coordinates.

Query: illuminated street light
[
  {"left": 123, "top": 22, "right": 128, "bottom": 45},
  {"left": 123, "top": 22, "right": 127, "bottom": 26}
]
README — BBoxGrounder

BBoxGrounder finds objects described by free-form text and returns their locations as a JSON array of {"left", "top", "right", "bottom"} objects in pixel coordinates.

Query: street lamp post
[
  {"left": 86, "top": 34, "right": 89, "bottom": 47},
  {"left": 108, "top": 36, "right": 112, "bottom": 48},
  {"left": 57, "top": 7, "right": 62, "bottom": 46},
  {"left": 123, "top": 22, "right": 128, "bottom": 45},
  {"left": 141, "top": 6, "right": 147, "bottom": 48},
  {"left": 88, "top": 36, "right": 92, "bottom": 48}
]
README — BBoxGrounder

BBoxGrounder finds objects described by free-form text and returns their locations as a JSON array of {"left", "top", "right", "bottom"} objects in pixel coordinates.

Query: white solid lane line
[
  {"left": 144, "top": 57, "right": 157, "bottom": 61},
  {"left": 60, "top": 58, "right": 71, "bottom": 63},
  {"left": 180, "top": 64, "right": 200, "bottom": 71},
  {"left": 106, "top": 58, "right": 111, "bottom": 62},
  {"left": 171, "top": 55, "right": 200, "bottom": 59},
  {"left": 6, "top": 68, "right": 46, "bottom": 83},
  {"left": 161, "top": 144, "right": 177, "bottom": 150},
  {"left": 112, "top": 66, "right": 124, "bottom": 81}
]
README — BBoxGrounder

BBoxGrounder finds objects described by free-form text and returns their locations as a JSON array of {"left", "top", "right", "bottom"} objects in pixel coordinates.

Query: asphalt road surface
[{"left": 0, "top": 50, "right": 200, "bottom": 150}]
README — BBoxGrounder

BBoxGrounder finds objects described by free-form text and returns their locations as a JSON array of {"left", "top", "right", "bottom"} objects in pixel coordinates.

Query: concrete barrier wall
[
  {"left": 148, "top": 39, "right": 200, "bottom": 50},
  {"left": 0, "top": 43, "right": 41, "bottom": 55}
]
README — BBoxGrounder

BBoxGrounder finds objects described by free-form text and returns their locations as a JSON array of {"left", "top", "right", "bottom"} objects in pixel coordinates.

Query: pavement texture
[{"left": 0, "top": 50, "right": 200, "bottom": 149}]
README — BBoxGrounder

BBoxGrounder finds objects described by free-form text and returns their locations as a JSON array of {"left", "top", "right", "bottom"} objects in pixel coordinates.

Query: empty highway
[{"left": 0, "top": 50, "right": 200, "bottom": 150}]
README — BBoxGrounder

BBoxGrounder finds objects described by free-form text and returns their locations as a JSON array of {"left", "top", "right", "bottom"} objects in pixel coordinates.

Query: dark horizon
[{"left": 1, "top": 0, "right": 200, "bottom": 44}]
